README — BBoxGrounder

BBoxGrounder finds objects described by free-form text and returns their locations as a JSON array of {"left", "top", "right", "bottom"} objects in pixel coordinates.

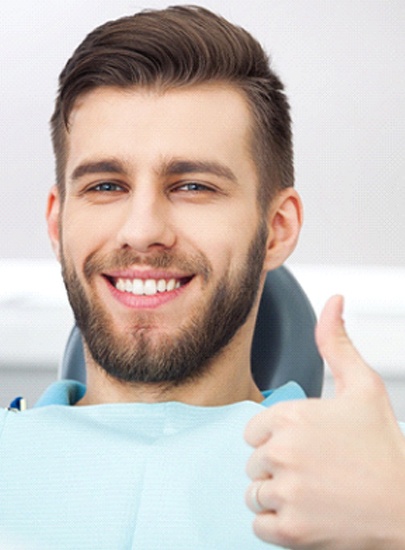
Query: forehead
[{"left": 65, "top": 83, "right": 258, "bottom": 180}]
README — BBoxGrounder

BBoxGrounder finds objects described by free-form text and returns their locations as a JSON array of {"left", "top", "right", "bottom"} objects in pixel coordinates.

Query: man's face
[{"left": 51, "top": 84, "right": 271, "bottom": 385}]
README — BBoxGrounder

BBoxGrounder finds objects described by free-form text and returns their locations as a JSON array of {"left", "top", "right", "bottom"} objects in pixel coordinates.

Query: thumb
[{"left": 315, "top": 295, "right": 372, "bottom": 396}]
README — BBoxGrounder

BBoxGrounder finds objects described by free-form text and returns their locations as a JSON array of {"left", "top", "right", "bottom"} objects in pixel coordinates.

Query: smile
[{"left": 112, "top": 277, "right": 188, "bottom": 296}]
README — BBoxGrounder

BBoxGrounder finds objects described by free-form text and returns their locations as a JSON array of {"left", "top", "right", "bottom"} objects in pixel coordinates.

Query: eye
[
  {"left": 91, "top": 182, "right": 124, "bottom": 192},
  {"left": 175, "top": 182, "right": 214, "bottom": 193}
]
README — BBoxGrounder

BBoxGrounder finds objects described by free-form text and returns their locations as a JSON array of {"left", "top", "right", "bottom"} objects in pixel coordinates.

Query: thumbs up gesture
[{"left": 245, "top": 296, "right": 405, "bottom": 549}]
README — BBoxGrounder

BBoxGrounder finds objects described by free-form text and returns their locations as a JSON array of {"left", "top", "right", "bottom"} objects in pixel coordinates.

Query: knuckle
[
  {"left": 271, "top": 400, "right": 303, "bottom": 428},
  {"left": 274, "top": 510, "right": 312, "bottom": 548},
  {"left": 362, "top": 368, "right": 386, "bottom": 399},
  {"left": 268, "top": 439, "right": 295, "bottom": 467},
  {"left": 252, "top": 495, "right": 312, "bottom": 548},
  {"left": 246, "top": 449, "right": 264, "bottom": 479},
  {"left": 246, "top": 441, "right": 278, "bottom": 478},
  {"left": 245, "top": 410, "right": 272, "bottom": 446},
  {"left": 252, "top": 512, "right": 290, "bottom": 545},
  {"left": 260, "top": 444, "right": 275, "bottom": 470},
  {"left": 255, "top": 517, "right": 297, "bottom": 548},
  {"left": 252, "top": 516, "right": 274, "bottom": 543}
]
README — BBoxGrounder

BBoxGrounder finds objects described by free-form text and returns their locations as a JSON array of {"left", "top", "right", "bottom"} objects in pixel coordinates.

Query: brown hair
[{"left": 50, "top": 5, "right": 294, "bottom": 206}]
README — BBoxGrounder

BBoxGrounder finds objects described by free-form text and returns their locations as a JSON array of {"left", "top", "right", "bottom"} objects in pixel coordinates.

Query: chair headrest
[{"left": 251, "top": 267, "right": 323, "bottom": 397}]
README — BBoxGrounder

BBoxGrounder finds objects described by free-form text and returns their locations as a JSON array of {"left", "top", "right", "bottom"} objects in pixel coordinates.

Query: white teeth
[
  {"left": 144, "top": 279, "right": 157, "bottom": 295},
  {"left": 167, "top": 279, "right": 176, "bottom": 291},
  {"left": 124, "top": 279, "right": 133, "bottom": 292},
  {"left": 132, "top": 279, "right": 143, "bottom": 295},
  {"left": 157, "top": 279, "right": 166, "bottom": 292},
  {"left": 116, "top": 279, "right": 125, "bottom": 292},
  {"left": 115, "top": 277, "right": 183, "bottom": 296}
]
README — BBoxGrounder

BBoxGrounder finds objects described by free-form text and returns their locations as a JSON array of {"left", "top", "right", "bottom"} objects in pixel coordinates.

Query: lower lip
[{"left": 105, "top": 277, "right": 189, "bottom": 309}]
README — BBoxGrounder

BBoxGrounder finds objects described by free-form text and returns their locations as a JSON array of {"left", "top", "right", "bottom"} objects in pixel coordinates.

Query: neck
[{"left": 75, "top": 331, "right": 263, "bottom": 407}]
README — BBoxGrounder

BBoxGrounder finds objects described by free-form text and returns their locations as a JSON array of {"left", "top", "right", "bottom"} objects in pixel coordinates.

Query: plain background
[{"left": 0, "top": 1, "right": 404, "bottom": 413}]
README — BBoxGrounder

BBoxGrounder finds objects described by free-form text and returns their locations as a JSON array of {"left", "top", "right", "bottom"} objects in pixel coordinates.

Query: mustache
[{"left": 83, "top": 248, "right": 212, "bottom": 282}]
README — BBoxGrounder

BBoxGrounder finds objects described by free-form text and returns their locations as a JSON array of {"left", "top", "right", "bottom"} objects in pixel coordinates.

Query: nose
[{"left": 116, "top": 189, "right": 176, "bottom": 253}]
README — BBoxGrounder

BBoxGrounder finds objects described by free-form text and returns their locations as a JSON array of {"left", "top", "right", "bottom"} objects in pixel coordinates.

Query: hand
[{"left": 245, "top": 295, "right": 405, "bottom": 549}]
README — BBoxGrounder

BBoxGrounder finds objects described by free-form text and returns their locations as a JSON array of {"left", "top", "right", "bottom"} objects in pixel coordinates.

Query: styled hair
[{"left": 50, "top": 5, "right": 294, "bottom": 206}]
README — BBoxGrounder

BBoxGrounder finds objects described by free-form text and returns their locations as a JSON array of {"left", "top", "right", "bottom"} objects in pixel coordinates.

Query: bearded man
[{"left": 1, "top": 6, "right": 404, "bottom": 549}]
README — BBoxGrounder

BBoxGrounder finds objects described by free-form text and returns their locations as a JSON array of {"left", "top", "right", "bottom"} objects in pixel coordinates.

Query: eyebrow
[
  {"left": 69, "top": 158, "right": 238, "bottom": 184},
  {"left": 70, "top": 160, "right": 126, "bottom": 181},
  {"left": 161, "top": 159, "right": 238, "bottom": 183}
]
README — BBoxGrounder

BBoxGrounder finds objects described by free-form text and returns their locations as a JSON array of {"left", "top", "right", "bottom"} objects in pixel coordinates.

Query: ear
[
  {"left": 46, "top": 185, "right": 62, "bottom": 262},
  {"left": 263, "top": 188, "right": 303, "bottom": 272}
]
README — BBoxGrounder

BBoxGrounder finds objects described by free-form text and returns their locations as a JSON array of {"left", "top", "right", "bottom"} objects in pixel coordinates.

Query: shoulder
[
  {"left": 0, "top": 380, "right": 85, "bottom": 447},
  {"left": 35, "top": 380, "right": 86, "bottom": 406}
]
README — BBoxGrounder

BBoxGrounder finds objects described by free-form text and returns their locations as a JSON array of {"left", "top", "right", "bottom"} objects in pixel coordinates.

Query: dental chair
[{"left": 60, "top": 266, "right": 324, "bottom": 397}]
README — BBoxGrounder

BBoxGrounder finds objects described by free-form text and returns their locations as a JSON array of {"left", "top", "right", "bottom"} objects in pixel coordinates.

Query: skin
[
  {"left": 46, "top": 83, "right": 302, "bottom": 406},
  {"left": 245, "top": 295, "right": 405, "bottom": 549}
]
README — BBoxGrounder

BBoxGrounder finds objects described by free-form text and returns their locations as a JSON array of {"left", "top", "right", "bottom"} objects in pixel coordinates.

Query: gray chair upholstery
[
  {"left": 251, "top": 267, "right": 323, "bottom": 396},
  {"left": 60, "top": 266, "right": 324, "bottom": 397}
]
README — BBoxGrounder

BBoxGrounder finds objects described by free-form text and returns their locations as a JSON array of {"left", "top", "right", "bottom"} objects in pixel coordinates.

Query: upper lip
[{"left": 103, "top": 268, "right": 194, "bottom": 281}]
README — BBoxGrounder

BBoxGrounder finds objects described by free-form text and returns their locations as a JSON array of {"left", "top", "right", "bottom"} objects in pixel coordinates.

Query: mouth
[{"left": 104, "top": 275, "right": 193, "bottom": 297}]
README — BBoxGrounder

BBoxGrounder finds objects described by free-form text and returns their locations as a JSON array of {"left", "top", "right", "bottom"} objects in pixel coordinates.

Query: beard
[{"left": 60, "top": 220, "right": 268, "bottom": 387}]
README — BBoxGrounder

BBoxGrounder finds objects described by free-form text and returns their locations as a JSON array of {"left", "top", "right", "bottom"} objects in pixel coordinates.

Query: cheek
[
  {"left": 189, "top": 226, "right": 255, "bottom": 281},
  {"left": 61, "top": 210, "right": 108, "bottom": 265}
]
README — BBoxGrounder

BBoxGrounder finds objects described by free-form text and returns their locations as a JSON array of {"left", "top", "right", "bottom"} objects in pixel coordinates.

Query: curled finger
[
  {"left": 245, "top": 478, "right": 279, "bottom": 515},
  {"left": 246, "top": 441, "right": 275, "bottom": 481}
]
